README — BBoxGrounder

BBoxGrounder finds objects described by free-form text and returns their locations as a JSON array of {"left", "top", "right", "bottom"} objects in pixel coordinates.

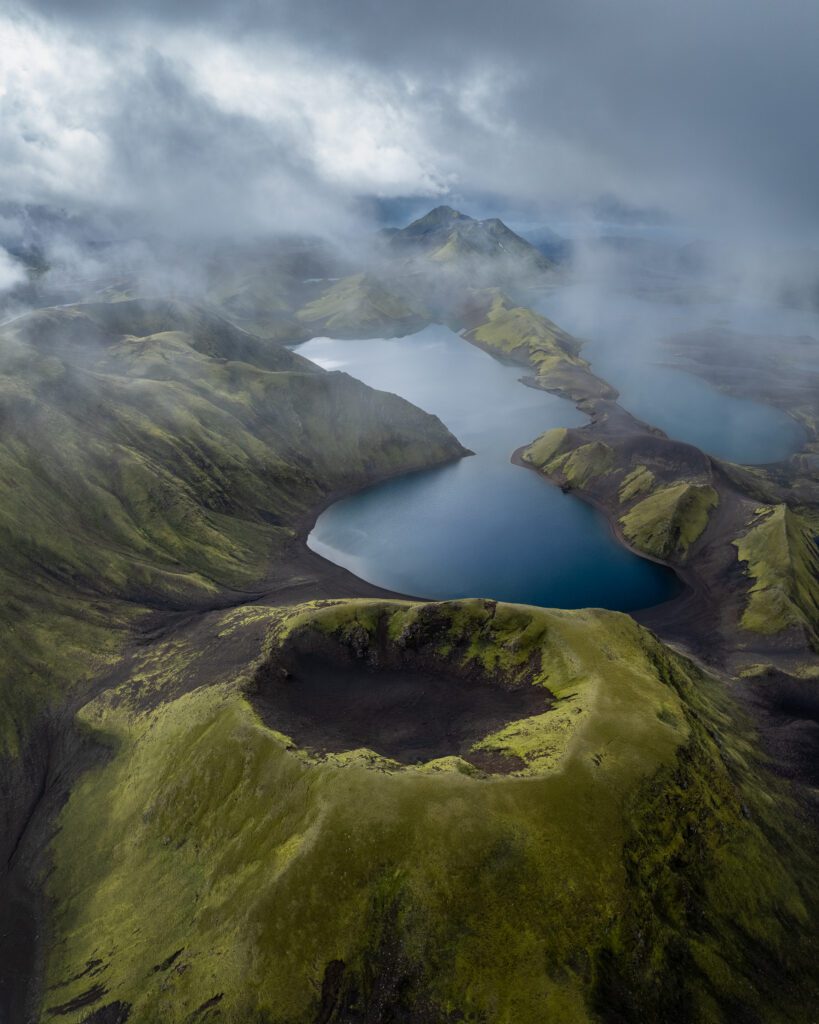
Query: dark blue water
[
  {"left": 534, "top": 285, "right": 807, "bottom": 464},
  {"left": 294, "top": 328, "right": 681, "bottom": 610}
]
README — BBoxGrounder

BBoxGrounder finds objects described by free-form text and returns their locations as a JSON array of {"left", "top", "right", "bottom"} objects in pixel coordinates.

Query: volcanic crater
[{"left": 249, "top": 613, "right": 553, "bottom": 772}]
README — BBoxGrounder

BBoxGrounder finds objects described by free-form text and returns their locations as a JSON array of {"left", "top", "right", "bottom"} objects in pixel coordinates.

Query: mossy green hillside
[
  {"left": 734, "top": 504, "right": 819, "bottom": 644},
  {"left": 296, "top": 273, "right": 429, "bottom": 338},
  {"left": 523, "top": 429, "right": 718, "bottom": 562},
  {"left": 620, "top": 482, "right": 719, "bottom": 560},
  {"left": 42, "top": 600, "right": 817, "bottom": 1023},
  {"left": 462, "top": 292, "right": 617, "bottom": 402},
  {"left": 0, "top": 299, "right": 465, "bottom": 753},
  {"left": 523, "top": 429, "right": 616, "bottom": 489},
  {"left": 523, "top": 428, "right": 719, "bottom": 564},
  {"left": 521, "top": 426, "right": 570, "bottom": 468},
  {"left": 0, "top": 300, "right": 463, "bottom": 605},
  {"left": 618, "top": 464, "right": 656, "bottom": 502},
  {"left": 463, "top": 290, "right": 579, "bottom": 362}
]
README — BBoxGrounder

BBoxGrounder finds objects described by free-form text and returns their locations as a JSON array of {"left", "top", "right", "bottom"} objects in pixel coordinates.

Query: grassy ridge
[
  {"left": 41, "top": 600, "right": 817, "bottom": 1023},
  {"left": 734, "top": 504, "right": 819, "bottom": 644},
  {"left": 0, "top": 299, "right": 465, "bottom": 755},
  {"left": 296, "top": 273, "right": 429, "bottom": 338},
  {"left": 620, "top": 482, "right": 719, "bottom": 560},
  {"left": 462, "top": 292, "right": 617, "bottom": 403}
]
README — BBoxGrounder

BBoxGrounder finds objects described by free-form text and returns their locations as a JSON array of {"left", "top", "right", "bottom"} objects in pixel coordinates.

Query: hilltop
[{"left": 387, "top": 204, "right": 554, "bottom": 272}]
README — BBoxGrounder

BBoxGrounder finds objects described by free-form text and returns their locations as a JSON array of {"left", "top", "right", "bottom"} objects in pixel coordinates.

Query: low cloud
[
  {"left": 2, "top": 0, "right": 819, "bottom": 250},
  {"left": 0, "top": 248, "right": 26, "bottom": 293}
]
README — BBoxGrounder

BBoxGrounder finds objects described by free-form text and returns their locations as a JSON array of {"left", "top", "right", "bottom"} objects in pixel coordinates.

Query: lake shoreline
[{"left": 294, "top": 328, "right": 681, "bottom": 613}]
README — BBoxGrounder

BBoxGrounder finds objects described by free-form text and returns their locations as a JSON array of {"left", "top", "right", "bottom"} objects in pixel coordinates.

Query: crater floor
[{"left": 252, "top": 650, "right": 551, "bottom": 769}]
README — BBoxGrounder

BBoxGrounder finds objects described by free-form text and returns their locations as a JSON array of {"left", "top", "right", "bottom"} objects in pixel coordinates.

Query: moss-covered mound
[
  {"left": 734, "top": 504, "right": 819, "bottom": 646},
  {"left": 523, "top": 425, "right": 719, "bottom": 563},
  {"left": 620, "top": 482, "right": 719, "bottom": 560},
  {"left": 40, "top": 600, "right": 818, "bottom": 1024},
  {"left": 461, "top": 291, "right": 617, "bottom": 403},
  {"left": 296, "top": 273, "right": 429, "bottom": 338},
  {"left": 524, "top": 430, "right": 617, "bottom": 489}
]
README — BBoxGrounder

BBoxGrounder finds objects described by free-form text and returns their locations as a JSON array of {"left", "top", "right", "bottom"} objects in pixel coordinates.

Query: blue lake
[
  {"left": 534, "top": 285, "right": 808, "bottom": 464},
  {"left": 295, "top": 327, "right": 681, "bottom": 610}
]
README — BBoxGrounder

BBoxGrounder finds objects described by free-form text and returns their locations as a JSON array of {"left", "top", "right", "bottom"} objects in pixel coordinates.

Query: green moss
[
  {"left": 620, "top": 482, "right": 719, "bottom": 560},
  {"left": 523, "top": 433, "right": 615, "bottom": 489},
  {"left": 296, "top": 274, "right": 428, "bottom": 337},
  {"left": 462, "top": 292, "right": 617, "bottom": 401},
  {"left": 41, "top": 599, "right": 818, "bottom": 1023},
  {"left": 521, "top": 427, "right": 569, "bottom": 468},
  {"left": 733, "top": 504, "right": 819, "bottom": 642},
  {"left": 560, "top": 442, "right": 616, "bottom": 487},
  {"left": 465, "top": 292, "right": 581, "bottom": 363},
  {"left": 619, "top": 464, "right": 655, "bottom": 502},
  {"left": 0, "top": 299, "right": 465, "bottom": 756},
  {"left": 427, "top": 232, "right": 476, "bottom": 263}
]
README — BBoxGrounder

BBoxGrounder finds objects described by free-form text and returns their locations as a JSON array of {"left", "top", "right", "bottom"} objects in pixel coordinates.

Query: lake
[
  {"left": 534, "top": 284, "right": 807, "bottom": 464},
  {"left": 294, "top": 327, "right": 681, "bottom": 610}
]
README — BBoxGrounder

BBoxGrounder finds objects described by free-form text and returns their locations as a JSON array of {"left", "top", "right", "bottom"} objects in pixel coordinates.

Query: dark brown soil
[{"left": 252, "top": 651, "right": 550, "bottom": 769}]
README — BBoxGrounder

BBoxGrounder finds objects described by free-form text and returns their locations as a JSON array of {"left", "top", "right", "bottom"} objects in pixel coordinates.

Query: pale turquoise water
[{"left": 295, "top": 327, "right": 681, "bottom": 610}]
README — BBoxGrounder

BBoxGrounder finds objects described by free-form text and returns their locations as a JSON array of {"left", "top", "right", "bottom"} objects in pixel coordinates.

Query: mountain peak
[
  {"left": 389, "top": 206, "right": 554, "bottom": 272},
  {"left": 405, "top": 205, "right": 472, "bottom": 231},
  {"left": 428, "top": 204, "right": 469, "bottom": 218}
]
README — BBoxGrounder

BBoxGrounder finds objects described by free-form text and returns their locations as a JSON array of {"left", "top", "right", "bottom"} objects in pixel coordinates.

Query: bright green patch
[
  {"left": 733, "top": 504, "right": 819, "bottom": 642},
  {"left": 465, "top": 292, "right": 581, "bottom": 363},
  {"left": 620, "top": 482, "right": 719, "bottom": 560},
  {"left": 619, "top": 464, "right": 656, "bottom": 503},
  {"left": 523, "top": 432, "right": 615, "bottom": 489},
  {"left": 462, "top": 292, "right": 617, "bottom": 401},
  {"left": 521, "top": 427, "right": 569, "bottom": 468},
  {"left": 42, "top": 599, "right": 818, "bottom": 1023},
  {"left": 560, "top": 442, "right": 616, "bottom": 487}
]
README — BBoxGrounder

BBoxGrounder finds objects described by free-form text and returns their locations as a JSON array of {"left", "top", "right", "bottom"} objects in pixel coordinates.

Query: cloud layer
[{"left": 3, "top": 0, "right": 819, "bottom": 241}]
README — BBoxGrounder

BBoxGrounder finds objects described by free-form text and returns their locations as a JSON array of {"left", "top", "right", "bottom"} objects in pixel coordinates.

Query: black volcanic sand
[
  {"left": 252, "top": 651, "right": 551, "bottom": 771},
  {"left": 741, "top": 669, "right": 819, "bottom": 789}
]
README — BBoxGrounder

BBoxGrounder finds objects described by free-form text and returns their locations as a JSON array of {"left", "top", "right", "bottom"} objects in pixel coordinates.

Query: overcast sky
[{"left": 2, "top": 0, "right": 819, "bottom": 242}]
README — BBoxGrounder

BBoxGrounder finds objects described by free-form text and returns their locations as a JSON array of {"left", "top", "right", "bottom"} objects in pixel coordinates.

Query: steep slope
[
  {"left": 0, "top": 300, "right": 463, "bottom": 609},
  {"left": 734, "top": 504, "right": 819, "bottom": 645},
  {"left": 620, "top": 482, "right": 720, "bottom": 560},
  {"left": 40, "top": 600, "right": 818, "bottom": 1024},
  {"left": 460, "top": 290, "right": 617, "bottom": 404},
  {"left": 296, "top": 272, "right": 428, "bottom": 338},
  {"left": 0, "top": 298, "right": 467, "bottom": 761}
]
